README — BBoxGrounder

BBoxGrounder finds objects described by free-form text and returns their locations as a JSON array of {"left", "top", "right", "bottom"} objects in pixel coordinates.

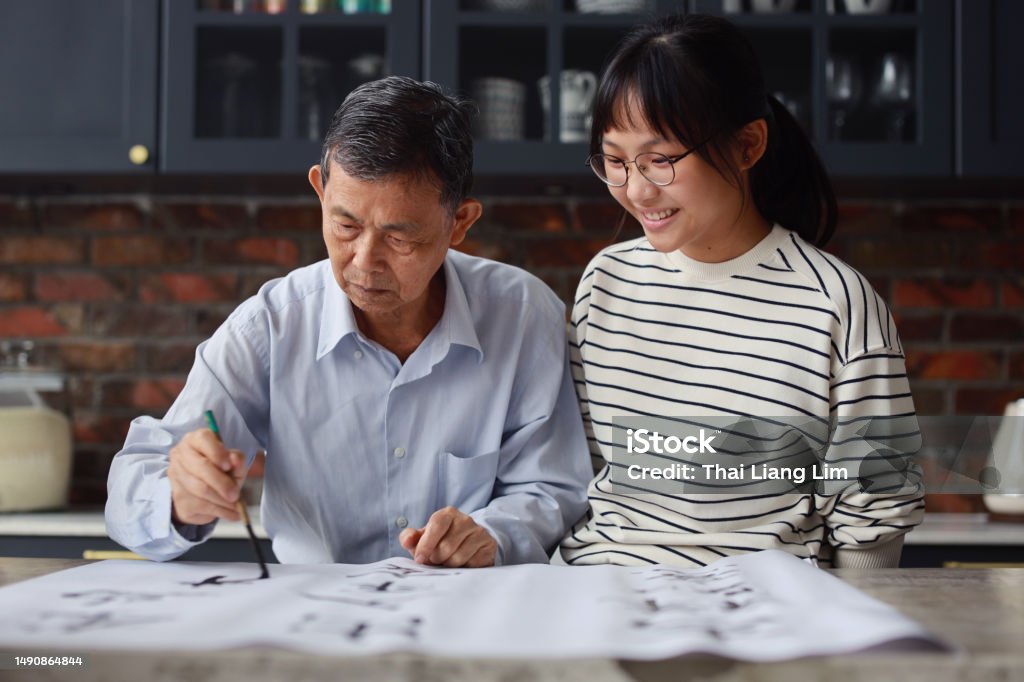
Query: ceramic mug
[
  {"left": 749, "top": 0, "right": 798, "bottom": 13},
  {"left": 471, "top": 77, "right": 527, "bottom": 141},
  {"left": 841, "top": 0, "right": 893, "bottom": 14},
  {"left": 983, "top": 398, "right": 1024, "bottom": 515},
  {"left": 538, "top": 70, "right": 597, "bottom": 143}
]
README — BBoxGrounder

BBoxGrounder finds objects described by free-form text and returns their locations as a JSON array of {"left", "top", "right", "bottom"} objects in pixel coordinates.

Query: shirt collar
[
  {"left": 315, "top": 254, "right": 483, "bottom": 362},
  {"left": 439, "top": 253, "right": 483, "bottom": 361},
  {"left": 316, "top": 262, "right": 360, "bottom": 361}
]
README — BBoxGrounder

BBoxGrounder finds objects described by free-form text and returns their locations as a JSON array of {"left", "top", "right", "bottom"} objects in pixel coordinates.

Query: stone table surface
[{"left": 1, "top": 557, "right": 1022, "bottom": 682}]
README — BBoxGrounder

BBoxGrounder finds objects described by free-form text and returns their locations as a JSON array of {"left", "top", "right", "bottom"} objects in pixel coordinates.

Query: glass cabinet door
[
  {"left": 431, "top": 0, "right": 951, "bottom": 177},
  {"left": 958, "top": 0, "right": 1024, "bottom": 177},
  {"left": 162, "top": 0, "right": 416, "bottom": 173},
  {"left": 821, "top": 0, "right": 952, "bottom": 176},
  {"left": 696, "top": 0, "right": 952, "bottom": 176},
  {"left": 427, "top": 0, "right": 655, "bottom": 174}
]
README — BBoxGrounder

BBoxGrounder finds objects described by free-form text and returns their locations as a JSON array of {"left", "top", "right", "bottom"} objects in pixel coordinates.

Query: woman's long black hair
[{"left": 591, "top": 13, "right": 837, "bottom": 247}]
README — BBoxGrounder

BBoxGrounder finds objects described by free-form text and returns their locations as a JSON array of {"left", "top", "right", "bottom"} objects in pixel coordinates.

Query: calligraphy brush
[{"left": 204, "top": 409, "right": 270, "bottom": 580}]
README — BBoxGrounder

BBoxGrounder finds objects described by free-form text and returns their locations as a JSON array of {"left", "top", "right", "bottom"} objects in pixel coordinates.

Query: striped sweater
[{"left": 559, "top": 224, "right": 925, "bottom": 568}]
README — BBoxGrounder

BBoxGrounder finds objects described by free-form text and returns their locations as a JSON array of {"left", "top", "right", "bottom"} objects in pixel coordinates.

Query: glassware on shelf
[
  {"left": 198, "top": 52, "right": 274, "bottom": 138},
  {"left": 869, "top": 52, "right": 914, "bottom": 142},
  {"left": 297, "top": 56, "right": 338, "bottom": 141},
  {"left": 346, "top": 53, "right": 386, "bottom": 85},
  {"left": 300, "top": 0, "right": 390, "bottom": 12},
  {"left": 0, "top": 341, "right": 34, "bottom": 369},
  {"left": 825, "top": 55, "right": 862, "bottom": 142},
  {"left": 340, "top": 52, "right": 385, "bottom": 103},
  {"left": 201, "top": 0, "right": 288, "bottom": 12},
  {"left": 771, "top": 91, "right": 809, "bottom": 132},
  {"left": 339, "top": 0, "right": 384, "bottom": 12}
]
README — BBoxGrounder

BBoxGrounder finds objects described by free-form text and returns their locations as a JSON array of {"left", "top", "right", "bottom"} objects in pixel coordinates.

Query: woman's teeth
[{"left": 644, "top": 209, "right": 678, "bottom": 221}]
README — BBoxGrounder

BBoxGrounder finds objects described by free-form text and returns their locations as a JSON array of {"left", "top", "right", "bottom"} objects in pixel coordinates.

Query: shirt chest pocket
[{"left": 438, "top": 449, "right": 501, "bottom": 512}]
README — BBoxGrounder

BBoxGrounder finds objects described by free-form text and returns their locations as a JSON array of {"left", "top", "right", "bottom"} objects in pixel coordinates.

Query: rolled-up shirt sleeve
[
  {"left": 105, "top": 316, "right": 268, "bottom": 561},
  {"left": 814, "top": 347, "right": 925, "bottom": 566}
]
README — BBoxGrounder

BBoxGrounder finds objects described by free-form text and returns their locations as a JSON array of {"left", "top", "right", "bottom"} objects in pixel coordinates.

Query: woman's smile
[{"left": 637, "top": 207, "right": 680, "bottom": 231}]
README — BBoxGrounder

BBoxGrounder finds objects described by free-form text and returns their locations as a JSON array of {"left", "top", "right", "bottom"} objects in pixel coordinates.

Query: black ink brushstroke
[{"left": 184, "top": 575, "right": 264, "bottom": 588}]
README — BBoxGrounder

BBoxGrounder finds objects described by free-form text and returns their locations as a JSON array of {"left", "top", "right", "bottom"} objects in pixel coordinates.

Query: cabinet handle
[{"left": 129, "top": 144, "right": 150, "bottom": 165}]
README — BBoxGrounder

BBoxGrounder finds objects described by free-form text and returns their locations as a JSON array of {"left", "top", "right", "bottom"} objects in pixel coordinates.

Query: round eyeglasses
[{"left": 586, "top": 149, "right": 703, "bottom": 187}]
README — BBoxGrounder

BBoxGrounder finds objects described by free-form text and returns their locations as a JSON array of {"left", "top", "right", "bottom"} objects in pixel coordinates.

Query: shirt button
[
  {"left": 354, "top": 350, "right": 363, "bottom": 359},
  {"left": 395, "top": 516, "right": 408, "bottom": 528},
  {"left": 394, "top": 447, "right": 406, "bottom": 459}
]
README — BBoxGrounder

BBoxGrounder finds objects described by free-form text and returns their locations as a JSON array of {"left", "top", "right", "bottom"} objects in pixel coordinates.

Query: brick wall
[{"left": 1, "top": 195, "right": 1022, "bottom": 506}]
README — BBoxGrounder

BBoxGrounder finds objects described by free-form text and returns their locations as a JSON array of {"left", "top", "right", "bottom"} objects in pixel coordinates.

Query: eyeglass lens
[{"left": 589, "top": 153, "right": 676, "bottom": 187}]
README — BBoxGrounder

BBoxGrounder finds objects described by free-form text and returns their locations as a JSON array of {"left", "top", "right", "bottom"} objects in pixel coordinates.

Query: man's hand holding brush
[{"left": 168, "top": 426, "right": 248, "bottom": 527}]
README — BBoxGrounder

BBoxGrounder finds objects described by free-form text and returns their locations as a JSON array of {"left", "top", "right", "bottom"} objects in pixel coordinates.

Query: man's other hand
[{"left": 399, "top": 506, "right": 497, "bottom": 568}]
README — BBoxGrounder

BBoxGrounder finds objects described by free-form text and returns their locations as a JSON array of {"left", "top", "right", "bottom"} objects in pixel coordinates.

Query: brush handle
[{"left": 204, "top": 409, "right": 270, "bottom": 579}]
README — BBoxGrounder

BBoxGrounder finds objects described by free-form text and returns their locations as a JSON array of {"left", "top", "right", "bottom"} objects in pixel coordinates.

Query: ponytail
[{"left": 750, "top": 95, "right": 837, "bottom": 247}]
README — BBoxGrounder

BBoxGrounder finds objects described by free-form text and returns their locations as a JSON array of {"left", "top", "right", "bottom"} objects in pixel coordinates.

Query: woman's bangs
[{"left": 592, "top": 52, "right": 704, "bottom": 149}]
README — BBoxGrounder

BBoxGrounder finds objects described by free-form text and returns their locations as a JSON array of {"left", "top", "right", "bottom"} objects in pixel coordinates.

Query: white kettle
[{"left": 983, "top": 398, "right": 1024, "bottom": 516}]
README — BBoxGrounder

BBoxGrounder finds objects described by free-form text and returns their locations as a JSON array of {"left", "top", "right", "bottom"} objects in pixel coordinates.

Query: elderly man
[{"left": 106, "top": 77, "right": 591, "bottom": 567}]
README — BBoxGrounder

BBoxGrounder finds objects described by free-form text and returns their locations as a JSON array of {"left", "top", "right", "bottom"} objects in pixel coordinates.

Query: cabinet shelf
[
  {"left": 454, "top": 11, "right": 655, "bottom": 25},
  {"left": 474, "top": 140, "right": 589, "bottom": 174},
  {"left": 194, "top": 13, "right": 397, "bottom": 26},
  {"left": 720, "top": 13, "right": 920, "bottom": 27}
]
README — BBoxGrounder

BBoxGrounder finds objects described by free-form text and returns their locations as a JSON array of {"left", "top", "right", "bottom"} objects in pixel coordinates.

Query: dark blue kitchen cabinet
[
  {"left": 957, "top": 0, "right": 1024, "bottom": 177},
  {"left": 0, "top": 1, "right": 1010, "bottom": 179},
  {"left": 0, "top": 0, "right": 159, "bottom": 173},
  {"left": 160, "top": 1, "right": 420, "bottom": 173}
]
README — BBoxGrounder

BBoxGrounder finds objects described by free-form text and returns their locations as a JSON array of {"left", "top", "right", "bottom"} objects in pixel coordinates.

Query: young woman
[{"left": 560, "top": 13, "right": 923, "bottom": 568}]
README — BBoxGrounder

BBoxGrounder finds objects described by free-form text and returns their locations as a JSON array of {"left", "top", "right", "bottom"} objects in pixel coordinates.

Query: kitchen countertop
[
  {"left": 906, "top": 512, "right": 1024, "bottom": 545},
  {"left": 0, "top": 507, "right": 267, "bottom": 539},
  {"left": 0, "top": 557, "right": 1022, "bottom": 682}
]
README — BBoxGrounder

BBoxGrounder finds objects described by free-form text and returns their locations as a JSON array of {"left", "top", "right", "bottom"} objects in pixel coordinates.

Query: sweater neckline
[{"left": 662, "top": 224, "right": 789, "bottom": 282}]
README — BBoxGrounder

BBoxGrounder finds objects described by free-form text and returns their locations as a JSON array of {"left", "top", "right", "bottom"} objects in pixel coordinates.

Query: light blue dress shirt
[{"left": 105, "top": 251, "right": 592, "bottom": 565}]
